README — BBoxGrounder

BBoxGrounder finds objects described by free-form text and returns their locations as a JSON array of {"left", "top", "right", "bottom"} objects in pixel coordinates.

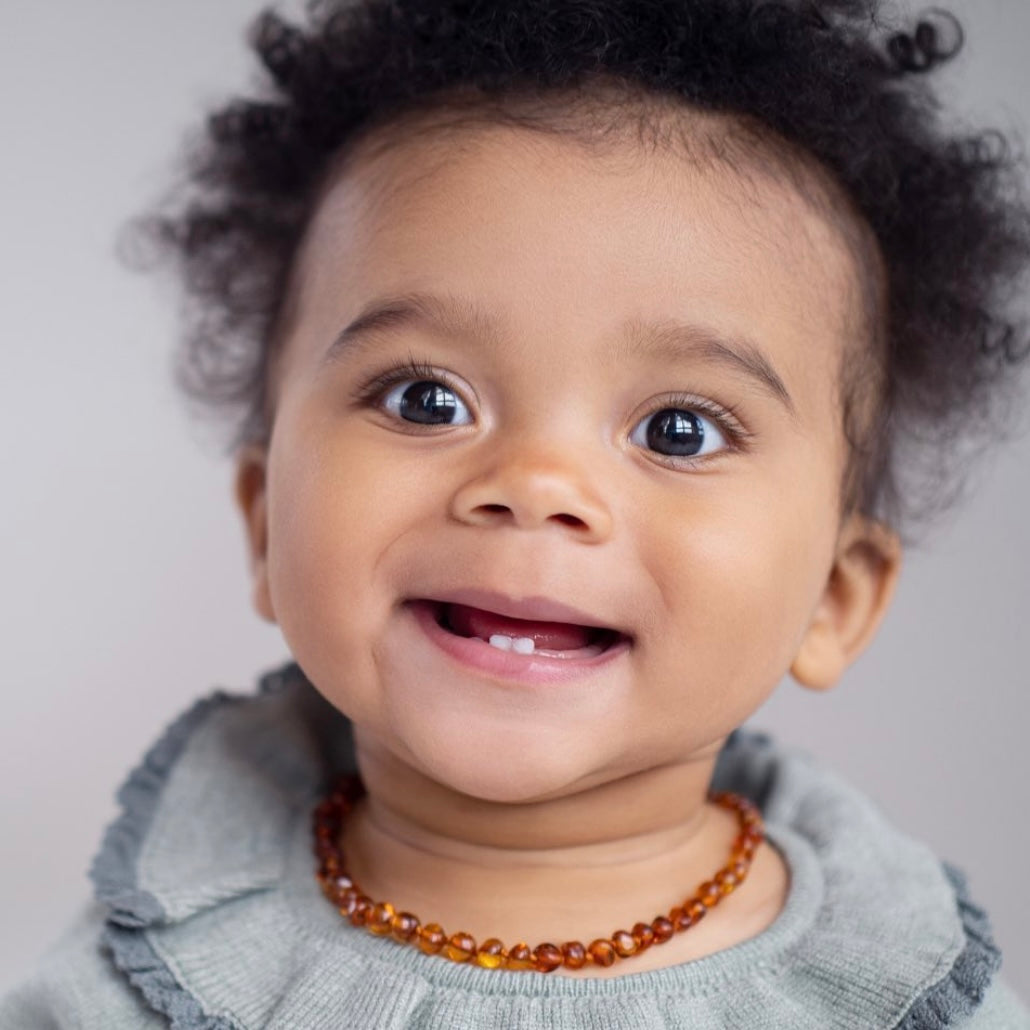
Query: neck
[{"left": 336, "top": 729, "right": 765, "bottom": 968}]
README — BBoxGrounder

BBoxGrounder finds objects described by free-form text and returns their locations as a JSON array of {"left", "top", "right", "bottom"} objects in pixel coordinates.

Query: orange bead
[
  {"left": 325, "top": 874, "right": 355, "bottom": 905},
  {"left": 731, "top": 858, "right": 750, "bottom": 880},
  {"left": 533, "top": 943, "right": 563, "bottom": 973},
  {"left": 367, "top": 901, "right": 396, "bottom": 935},
  {"left": 561, "top": 941, "right": 587, "bottom": 969},
  {"left": 651, "top": 916, "right": 675, "bottom": 943},
  {"left": 587, "top": 939, "right": 617, "bottom": 967},
  {"left": 697, "top": 881, "right": 721, "bottom": 908},
  {"left": 476, "top": 938, "right": 507, "bottom": 969},
  {"left": 337, "top": 888, "right": 360, "bottom": 917},
  {"left": 349, "top": 895, "right": 374, "bottom": 926},
  {"left": 611, "top": 930, "right": 637, "bottom": 958},
  {"left": 506, "top": 942, "right": 534, "bottom": 971},
  {"left": 391, "top": 911, "right": 420, "bottom": 943},
  {"left": 687, "top": 899, "right": 707, "bottom": 923},
  {"left": 631, "top": 922, "right": 655, "bottom": 951},
  {"left": 734, "top": 829, "right": 762, "bottom": 857},
  {"left": 443, "top": 932, "right": 477, "bottom": 963},
  {"left": 417, "top": 922, "right": 445, "bottom": 955},
  {"left": 669, "top": 906, "right": 688, "bottom": 932},
  {"left": 714, "top": 869, "right": 738, "bottom": 895}
]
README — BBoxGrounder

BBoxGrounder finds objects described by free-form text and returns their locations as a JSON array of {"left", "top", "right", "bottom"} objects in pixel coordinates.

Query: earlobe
[
  {"left": 234, "top": 444, "right": 277, "bottom": 624},
  {"left": 790, "top": 515, "right": 902, "bottom": 691}
]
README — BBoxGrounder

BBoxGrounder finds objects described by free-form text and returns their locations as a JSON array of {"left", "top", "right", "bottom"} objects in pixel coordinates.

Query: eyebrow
[{"left": 323, "top": 291, "right": 797, "bottom": 418}]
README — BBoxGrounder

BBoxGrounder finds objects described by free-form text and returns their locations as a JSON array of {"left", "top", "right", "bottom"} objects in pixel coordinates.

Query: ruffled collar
[{"left": 89, "top": 661, "right": 999, "bottom": 1029}]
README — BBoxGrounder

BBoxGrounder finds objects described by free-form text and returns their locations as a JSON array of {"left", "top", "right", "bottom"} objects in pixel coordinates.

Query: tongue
[{"left": 445, "top": 603, "right": 596, "bottom": 650}]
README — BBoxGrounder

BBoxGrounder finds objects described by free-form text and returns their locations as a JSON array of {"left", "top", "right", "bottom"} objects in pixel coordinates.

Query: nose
[{"left": 448, "top": 442, "right": 614, "bottom": 543}]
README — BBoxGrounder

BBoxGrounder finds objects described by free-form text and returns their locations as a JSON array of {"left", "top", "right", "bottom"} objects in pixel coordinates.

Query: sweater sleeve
[{"left": 0, "top": 901, "right": 166, "bottom": 1030}]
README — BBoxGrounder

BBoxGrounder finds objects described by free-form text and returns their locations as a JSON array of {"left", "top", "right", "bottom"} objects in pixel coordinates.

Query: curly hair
[{"left": 136, "top": 0, "right": 1030, "bottom": 546}]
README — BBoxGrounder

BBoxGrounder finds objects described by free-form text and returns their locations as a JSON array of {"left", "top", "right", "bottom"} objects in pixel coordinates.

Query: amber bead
[
  {"left": 588, "top": 939, "right": 617, "bottom": 967},
  {"left": 734, "top": 830, "right": 762, "bottom": 857},
  {"left": 730, "top": 858, "right": 750, "bottom": 880},
  {"left": 337, "top": 888, "right": 360, "bottom": 916},
  {"left": 476, "top": 938, "right": 507, "bottom": 969},
  {"left": 391, "top": 911, "right": 420, "bottom": 943},
  {"left": 611, "top": 930, "right": 638, "bottom": 958},
  {"left": 651, "top": 916, "right": 675, "bottom": 944},
  {"left": 368, "top": 901, "right": 396, "bottom": 935},
  {"left": 698, "top": 881, "right": 721, "bottom": 908},
  {"left": 506, "top": 942, "right": 535, "bottom": 971},
  {"left": 443, "top": 932, "right": 477, "bottom": 963},
  {"left": 350, "top": 895, "right": 374, "bottom": 926},
  {"left": 686, "top": 899, "right": 707, "bottom": 922},
  {"left": 418, "top": 922, "right": 446, "bottom": 955},
  {"left": 714, "top": 869, "right": 738, "bottom": 895},
  {"left": 326, "top": 874, "right": 355, "bottom": 904},
  {"left": 561, "top": 941, "right": 587, "bottom": 970},
  {"left": 669, "top": 906, "right": 691, "bottom": 932},
  {"left": 631, "top": 922, "right": 655, "bottom": 951},
  {"left": 533, "top": 943, "right": 563, "bottom": 973}
]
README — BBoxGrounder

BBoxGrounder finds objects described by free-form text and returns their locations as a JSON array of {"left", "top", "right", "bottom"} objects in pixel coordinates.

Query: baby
[{"left": 3, "top": 0, "right": 1029, "bottom": 1026}]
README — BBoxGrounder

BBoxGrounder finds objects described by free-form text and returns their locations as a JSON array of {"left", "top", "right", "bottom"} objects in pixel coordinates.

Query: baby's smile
[{"left": 405, "top": 595, "right": 632, "bottom": 683}]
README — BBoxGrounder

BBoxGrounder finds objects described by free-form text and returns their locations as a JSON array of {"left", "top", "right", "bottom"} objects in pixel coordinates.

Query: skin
[{"left": 234, "top": 117, "right": 902, "bottom": 976}]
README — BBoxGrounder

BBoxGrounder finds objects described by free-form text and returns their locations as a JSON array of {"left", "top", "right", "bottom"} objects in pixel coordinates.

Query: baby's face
[{"left": 237, "top": 117, "right": 894, "bottom": 802}]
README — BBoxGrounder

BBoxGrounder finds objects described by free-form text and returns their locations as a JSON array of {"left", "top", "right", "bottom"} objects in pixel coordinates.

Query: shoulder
[
  {"left": 0, "top": 901, "right": 167, "bottom": 1029},
  {"left": 0, "top": 661, "right": 330, "bottom": 1030},
  {"left": 948, "top": 977, "right": 1030, "bottom": 1029},
  {"left": 716, "top": 730, "right": 1028, "bottom": 1029}
]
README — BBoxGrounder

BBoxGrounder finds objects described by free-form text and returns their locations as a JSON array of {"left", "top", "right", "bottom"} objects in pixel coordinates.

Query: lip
[
  {"left": 412, "top": 587, "right": 626, "bottom": 635},
  {"left": 406, "top": 598, "right": 632, "bottom": 685}
]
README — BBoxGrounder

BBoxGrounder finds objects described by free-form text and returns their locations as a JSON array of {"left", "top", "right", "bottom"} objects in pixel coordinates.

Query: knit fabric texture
[{"left": 1, "top": 660, "right": 1027, "bottom": 1029}]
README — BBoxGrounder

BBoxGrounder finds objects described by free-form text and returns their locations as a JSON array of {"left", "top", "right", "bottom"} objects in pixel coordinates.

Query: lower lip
[{"left": 406, "top": 599, "right": 631, "bottom": 685}]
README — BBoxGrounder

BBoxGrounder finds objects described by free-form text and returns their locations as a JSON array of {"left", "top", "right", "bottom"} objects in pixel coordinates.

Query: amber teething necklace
[{"left": 313, "top": 774, "right": 765, "bottom": 974}]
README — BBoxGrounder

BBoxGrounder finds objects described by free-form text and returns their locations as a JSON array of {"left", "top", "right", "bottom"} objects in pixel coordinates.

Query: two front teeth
[{"left": 488, "top": 634, "right": 537, "bottom": 654}]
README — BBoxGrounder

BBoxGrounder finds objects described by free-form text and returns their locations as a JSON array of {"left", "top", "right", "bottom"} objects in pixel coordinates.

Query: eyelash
[{"left": 352, "top": 356, "right": 754, "bottom": 460}]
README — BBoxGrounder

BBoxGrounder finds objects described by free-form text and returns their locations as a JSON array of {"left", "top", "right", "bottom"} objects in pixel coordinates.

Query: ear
[
  {"left": 234, "top": 444, "right": 277, "bottom": 624},
  {"left": 789, "top": 514, "right": 902, "bottom": 691}
]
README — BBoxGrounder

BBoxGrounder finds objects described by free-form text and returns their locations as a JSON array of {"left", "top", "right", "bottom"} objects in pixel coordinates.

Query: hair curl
[{"left": 136, "top": 0, "right": 1030, "bottom": 546}]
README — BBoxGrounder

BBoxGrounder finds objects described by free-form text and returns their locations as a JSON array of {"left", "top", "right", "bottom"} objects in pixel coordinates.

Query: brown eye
[
  {"left": 382, "top": 380, "right": 472, "bottom": 425},
  {"left": 631, "top": 407, "right": 729, "bottom": 459}
]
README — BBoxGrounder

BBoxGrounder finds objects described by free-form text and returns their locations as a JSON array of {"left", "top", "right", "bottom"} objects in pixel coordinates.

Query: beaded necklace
[{"left": 314, "top": 773, "right": 764, "bottom": 974}]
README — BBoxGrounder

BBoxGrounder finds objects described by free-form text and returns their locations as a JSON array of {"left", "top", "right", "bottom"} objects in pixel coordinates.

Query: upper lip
[{"left": 414, "top": 588, "right": 628, "bottom": 636}]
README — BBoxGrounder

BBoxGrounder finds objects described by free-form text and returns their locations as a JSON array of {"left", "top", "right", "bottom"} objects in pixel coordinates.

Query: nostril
[{"left": 553, "top": 513, "right": 587, "bottom": 528}]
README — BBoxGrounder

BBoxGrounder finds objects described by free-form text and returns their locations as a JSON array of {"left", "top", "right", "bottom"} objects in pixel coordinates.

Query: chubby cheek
[
  {"left": 263, "top": 412, "right": 417, "bottom": 721},
  {"left": 635, "top": 473, "right": 836, "bottom": 747}
]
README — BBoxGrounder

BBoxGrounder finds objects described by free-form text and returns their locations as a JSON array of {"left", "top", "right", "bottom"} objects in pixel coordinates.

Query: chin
[{"left": 393, "top": 714, "right": 601, "bottom": 805}]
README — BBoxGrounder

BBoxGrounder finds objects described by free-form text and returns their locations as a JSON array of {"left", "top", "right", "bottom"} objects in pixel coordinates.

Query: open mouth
[{"left": 420, "top": 599, "right": 628, "bottom": 659}]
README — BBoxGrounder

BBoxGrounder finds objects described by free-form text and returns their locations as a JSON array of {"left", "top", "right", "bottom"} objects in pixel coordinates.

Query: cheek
[
  {"left": 262, "top": 413, "right": 422, "bottom": 705},
  {"left": 638, "top": 474, "right": 837, "bottom": 723}
]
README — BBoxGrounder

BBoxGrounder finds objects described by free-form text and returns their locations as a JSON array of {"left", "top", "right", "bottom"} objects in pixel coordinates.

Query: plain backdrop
[{"left": 1, "top": 0, "right": 1028, "bottom": 1000}]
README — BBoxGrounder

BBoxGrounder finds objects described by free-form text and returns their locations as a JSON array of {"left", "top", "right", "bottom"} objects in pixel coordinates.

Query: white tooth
[
  {"left": 512, "top": 637, "right": 535, "bottom": 654},
  {"left": 488, "top": 634, "right": 514, "bottom": 651}
]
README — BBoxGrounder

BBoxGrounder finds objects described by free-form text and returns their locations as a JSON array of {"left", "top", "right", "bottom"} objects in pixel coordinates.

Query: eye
[
  {"left": 381, "top": 378, "right": 473, "bottom": 426},
  {"left": 629, "top": 405, "right": 730, "bottom": 461}
]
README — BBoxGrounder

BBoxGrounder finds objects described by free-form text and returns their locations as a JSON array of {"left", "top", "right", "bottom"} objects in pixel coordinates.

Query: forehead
[{"left": 284, "top": 109, "right": 875, "bottom": 434}]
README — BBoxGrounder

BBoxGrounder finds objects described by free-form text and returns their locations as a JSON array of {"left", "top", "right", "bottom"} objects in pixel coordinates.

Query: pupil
[
  {"left": 399, "top": 381, "right": 457, "bottom": 424},
  {"left": 647, "top": 409, "right": 703, "bottom": 456}
]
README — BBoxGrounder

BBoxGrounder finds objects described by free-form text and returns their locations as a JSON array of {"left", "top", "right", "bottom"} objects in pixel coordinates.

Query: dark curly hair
[{"left": 136, "top": 0, "right": 1030, "bottom": 547}]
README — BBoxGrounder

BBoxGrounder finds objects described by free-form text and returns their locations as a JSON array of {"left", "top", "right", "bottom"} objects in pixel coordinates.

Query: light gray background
[{"left": 1, "top": 0, "right": 1027, "bottom": 999}]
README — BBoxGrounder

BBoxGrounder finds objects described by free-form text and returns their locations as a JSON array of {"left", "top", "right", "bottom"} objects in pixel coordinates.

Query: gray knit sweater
[{"left": 1, "top": 661, "right": 1027, "bottom": 1029}]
